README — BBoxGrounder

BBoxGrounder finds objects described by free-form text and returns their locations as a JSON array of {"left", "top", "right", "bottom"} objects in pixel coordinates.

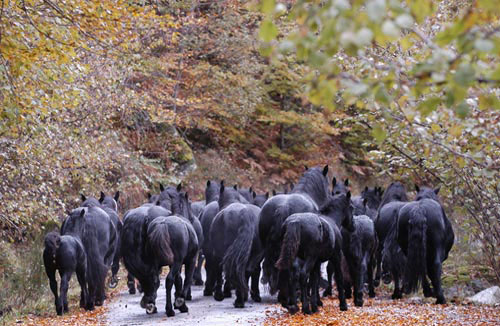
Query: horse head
[{"left": 415, "top": 184, "right": 441, "bottom": 202}]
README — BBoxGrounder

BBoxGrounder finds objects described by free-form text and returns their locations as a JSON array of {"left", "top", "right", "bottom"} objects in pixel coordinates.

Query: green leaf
[
  {"left": 479, "top": 95, "right": 500, "bottom": 111},
  {"left": 417, "top": 97, "right": 441, "bottom": 116},
  {"left": 372, "top": 123, "right": 387, "bottom": 144},
  {"left": 259, "top": 19, "right": 278, "bottom": 42},
  {"left": 454, "top": 63, "right": 475, "bottom": 87},
  {"left": 455, "top": 102, "right": 469, "bottom": 118},
  {"left": 261, "top": 0, "right": 276, "bottom": 15}
]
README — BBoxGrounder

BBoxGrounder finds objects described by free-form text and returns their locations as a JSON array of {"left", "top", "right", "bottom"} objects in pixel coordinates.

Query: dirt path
[{"left": 106, "top": 279, "right": 280, "bottom": 326}]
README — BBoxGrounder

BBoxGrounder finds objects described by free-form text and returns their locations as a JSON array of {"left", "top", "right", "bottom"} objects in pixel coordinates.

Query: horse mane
[
  {"left": 292, "top": 166, "right": 329, "bottom": 207},
  {"left": 81, "top": 197, "right": 101, "bottom": 208},
  {"left": 378, "top": 182, "right": 408, "bottom": 210}
]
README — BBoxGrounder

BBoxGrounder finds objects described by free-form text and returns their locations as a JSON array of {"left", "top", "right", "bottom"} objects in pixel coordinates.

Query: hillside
[{"left": 1, "top": 0, "right": 499, "bottom": 321}]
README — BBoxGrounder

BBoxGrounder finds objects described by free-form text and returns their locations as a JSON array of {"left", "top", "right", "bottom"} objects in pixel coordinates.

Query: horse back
[{"left": 258, "top": 194, "right": 317, "bottom": 245}]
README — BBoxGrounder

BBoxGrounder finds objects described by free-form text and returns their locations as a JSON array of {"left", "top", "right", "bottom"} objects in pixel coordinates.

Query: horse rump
[
  {"left": 275, "top": 221, "right": 301, "bottom": 271},
  {"left": 146, "top": 221, "right": 174, "bottom": 266}
]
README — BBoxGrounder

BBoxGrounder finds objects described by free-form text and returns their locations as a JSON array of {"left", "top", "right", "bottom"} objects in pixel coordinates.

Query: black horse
[
  {"left": 209, "top": 184, "right": 263, "bottom": 308},
  {"left": 276, "top": 193, "right": 354, "bottom": 314},
  {"left": 374, "top": 181, "right": 408, "bottom": 286},
  {"left": 121, "top": 200, "right": 172, "bottom": 295},
  {"left": 397, "top": 185, "right": 454, "bottom": 304},
  {"left": 81, "top": 191, "right": 123, "bottom": 288},
  {"left": 332, "top": 177, "right": 349, "bottom": 195},
  {"left": 43, "top": 230, "right": 89, "bottom": 315},
  {"left": 258, "top": 165, "right": 331, "bottom": 302},
  {"left": 61, "top": 207, "right": 117, "bottom": 309},
  {"left": 252, "top": 191, "right": 269, "bottom": 208},
  {"left": 352, "top": 186, "right": 383, "bottom": 220},
  {"left": 139, "top": 190, "right": 199, "bottom": 316},
  {"left": 340, "top": 215, "right": 377, "bottom": 306}
]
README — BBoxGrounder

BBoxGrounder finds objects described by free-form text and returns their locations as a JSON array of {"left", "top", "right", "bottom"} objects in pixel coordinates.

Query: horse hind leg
[
  {"left": 59, "top": 271, "right": 72, "bottom": 313},
  {"left": 332, "top": 253, "right": 348, "bottom": 311},
  {"left": 76, "top": 264, "right": 89, "bottom": 309},
  {"left": 47, "top": 267, "right": 62, "bottom": 315},
  {"left": 178, "top": 257, "right": 196, "bottom": 313},
  {"left": 193, "top": 252, "right": 204, "bottom": 286},
  {"left": 166, "top": 262, "right": 182, "bottom": 316},
  {"left": 429, "top": 257, "right": 445, "bottom": 304},
  {"left": 127, "top": 273, "right": 137, "bottom": 295},
  {"left": 250, "top": 266, "right": 262, "bottom": 302}
]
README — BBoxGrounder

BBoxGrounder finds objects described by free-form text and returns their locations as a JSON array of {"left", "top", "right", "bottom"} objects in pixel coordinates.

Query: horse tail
[
  {"left": 275, "top": 221, "right": 301, "bottom": 270},
  {"left": 147, "top": 221, "right": 174, "bottom": 266},
  {"left": 404, "top": 205, "right": 427, "bottom": 293},
  {"left": 222, "top": 209, "right": 255, "bottom": 292}
]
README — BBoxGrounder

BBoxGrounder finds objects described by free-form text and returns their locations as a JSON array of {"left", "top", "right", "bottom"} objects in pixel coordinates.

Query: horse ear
[
  {"left": 220, "top": 180, "right": 224, "bottom": 187},
  {"left": 346, "top": 191, "right": 351, "bottom": 200},
  {"left": 415, "top": 184, "right": 420, "bottom": 193},
  {"left": 147, "top": 192, "right": 152, "bottom": 199},
  {"left": 265, "top": 192, "right": 269, "bottom": 199},
  {"left": 344, "top": 178, "right": 349, "bottom": 186},
  {"left": 207, "top": 180, "right": 211, "bottom": 187},
  {"left": 379, "top": 187, "right": 384, "bottom": 196},
  {"left": 434, "top": 186, "right": 441, "bottom": 195},
  {"left": 304, "top": 165, "right": 309, "bottom": 171},
  {"left": 252, "top": 191, "right": 256, "bottom": 199},
  {"left": 99, "top": 191, "right": 105, "bottom": 203},
  {"left": 177, "top": 183, "right": 182, "bottom": 192},
  {"left": 80, "top": 194, "right": 86, "bottom": 202},
  {"left": 155, "top": 199, "right": 160, "bottom": 206},
  {"left": 364, "top": 186, "right": 368, "bottom": 192},
  {"left": 114, "top": 191, "right": 120, "bottom": 201},
  {"left": 272, "top": 190, "right": 277, "bottom": 196},
  {"left": 79, "top": 209, "right": 85, "bottom": 218},
  {"left": 233, "top": 184, "right": 238, "bottom": 190},
  {"left": 249, "top": 186, "right": 253, "bottom": 193},
  {"left": 363, "top": 198, "right": 368, "bottom": 207},
  {"left": 159, "top": 183, "right": 164, "bottom": 192},
  {"left": 220, "top": 183, "right": 225, "bottom": 193},
  {"left": 322, "top": 165, "right": 329, "bottom": 176},
  {"left": 332, "top": 177, "right": 337, "bottom": 188}
]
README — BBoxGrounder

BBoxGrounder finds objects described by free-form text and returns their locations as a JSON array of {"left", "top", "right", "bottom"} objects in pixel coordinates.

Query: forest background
[{"left": 0, "top": 0, "right": 498, "bottom": 320}]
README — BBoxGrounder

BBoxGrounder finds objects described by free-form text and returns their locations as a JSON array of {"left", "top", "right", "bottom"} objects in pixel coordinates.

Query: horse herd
[{"left": 43, "top": 165, "right": 455, "bottom": 317}]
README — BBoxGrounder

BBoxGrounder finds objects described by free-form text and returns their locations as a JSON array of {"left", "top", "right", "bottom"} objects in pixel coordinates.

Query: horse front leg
[{"left": 323, "top": 261, "right": 333, "bottom": 297}]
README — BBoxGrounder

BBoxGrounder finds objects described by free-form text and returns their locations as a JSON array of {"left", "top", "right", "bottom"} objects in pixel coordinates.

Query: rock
[{"left": 468, "top": 286, "right": 500, "bottom": 305}]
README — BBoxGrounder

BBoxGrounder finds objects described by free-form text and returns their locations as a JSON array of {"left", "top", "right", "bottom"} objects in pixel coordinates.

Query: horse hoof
[
  {"left": 374, "top": 279, "right": 380, "bottom": 287},
  {"left": 95, "top": 300, "right": 103, "bottom": 306},
  {"left": 369, "top": 291, "right": 376, "bottom": 298},
  {"left": 302, "top": 306, "right": 312, "bottom": 315},
  {"left": 203, "top": 289, "right": 213, "bottom": 297},
  {"left": 287, "top": 305, "right": 299, "bottom": 315},
  {"left": 339, "top": 303, "right": 348, "bottom": 311},
  {"left": 392, "top": 293, "right": 402, "bottom": 300},
  {"left": 129, "top": 287, "right": 136, "bottom": 295},
  {"left": 323, "top": 288, "right": 332, "bottom": 297},
  {"left": 194, "top": 279, "right": 204, "bottom": 286},
  {"left": 146, "top": 304, "right": 157, "bottom": 314},
  {"left": 214, "top": 292, "right": 224, "bottom": 301},
  {"left": 109, "top": 279, "right": 118, "bottom": 289},
  {"left": 311, "top": 306, "right": 319, "bottom": 313},
  {"left": 436, "top": 297, "right": 446, "bottom": 305},
  {"left": 179, "top": 304, "right": 188, "bottom": 313},
  {"left": 174, "top": 297, "right": 185, "bottom": 309},
  {"left": 234, "top": 301, "right": 245, "bottom": 308},
  {"left": 354, "top": 299, "right": 363, "bottom": 307},
  {"left": 317, "top": 299, "right": 323, "bottom": 307},
  {"left": 186, "top": 294, "right": 192, "bottom": 301},
  {"left": 224, "top": 291, "right": 232, "bottom": 298},
  {"left": 166, "top": 309, "right": 175, "bottom": 317},
  {"left": 251, "top": 294, "right": 261, "bottom": 303}
]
